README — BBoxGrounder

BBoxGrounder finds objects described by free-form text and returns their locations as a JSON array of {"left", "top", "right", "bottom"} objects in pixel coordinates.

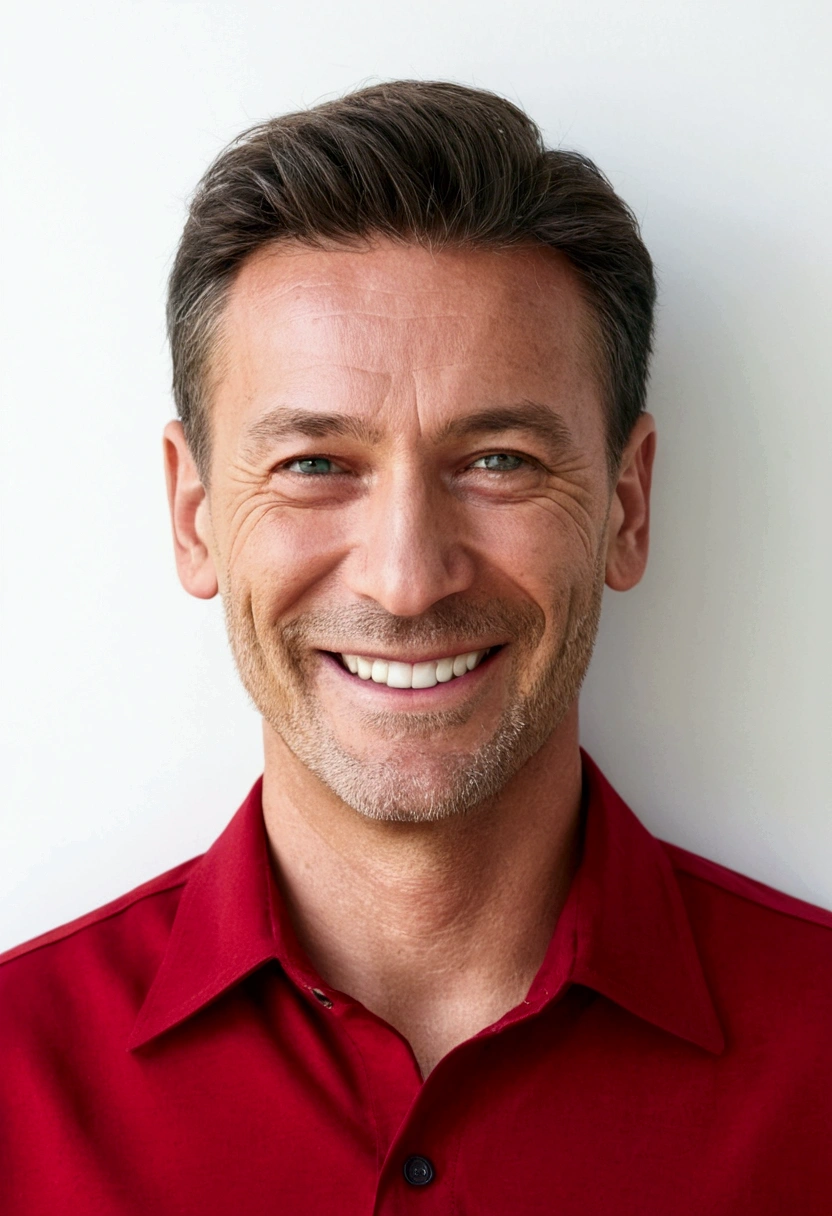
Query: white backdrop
[{"left": 2, "top": 0, "right": 830, "bottom": 952}]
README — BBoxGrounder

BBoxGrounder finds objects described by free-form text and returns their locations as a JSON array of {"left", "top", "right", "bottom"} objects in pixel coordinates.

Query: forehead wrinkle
[
  {"left": 282, "top": 301, "right": 544, "bottom": 323},
  {"left": 237, "top": 240, "right": 584, "bottom": 326},
  {"left": 253, "top": 278, "right": 495, "bottom": 322},
  {"left": 219, "top": 243, "right": 604, "bottom": 464},
  {"left": 253, "top": 276, "right": 506, "bottom": 314}
]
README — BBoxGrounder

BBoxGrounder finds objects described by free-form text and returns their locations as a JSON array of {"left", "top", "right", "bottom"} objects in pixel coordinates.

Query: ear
[
  {"left": 605, "top": 413, "right": 657, "bottom": 592},
  {"left": 163, "top": 421, "right": 219, "bottom": 599}
]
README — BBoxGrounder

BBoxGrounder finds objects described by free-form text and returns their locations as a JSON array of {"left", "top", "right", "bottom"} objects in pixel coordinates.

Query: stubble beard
[{"left": 221, "top": 563, "right": 605, "bottom": 824}]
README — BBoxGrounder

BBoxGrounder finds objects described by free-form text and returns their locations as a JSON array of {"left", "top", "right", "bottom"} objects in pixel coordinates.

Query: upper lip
[{"left": 321, "top": 644, "right": 503, "bottom": 664}]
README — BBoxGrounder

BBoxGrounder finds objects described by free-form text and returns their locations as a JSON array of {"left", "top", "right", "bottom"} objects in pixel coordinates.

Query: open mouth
[{"left": 333, "top": 646, "right": 500, "bottom": 690}]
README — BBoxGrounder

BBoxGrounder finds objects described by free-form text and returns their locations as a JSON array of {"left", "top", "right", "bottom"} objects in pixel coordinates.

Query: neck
[{"left": 260, "top": 711, "right": 583, "bottom": 1077}]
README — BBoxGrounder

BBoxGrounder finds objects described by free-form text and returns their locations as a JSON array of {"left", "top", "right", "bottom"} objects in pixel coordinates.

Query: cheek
[
  {"left": 470, "top": 504, "right": 590, "bottom": 606},
  {"left": 226, "top": 499, "right": 353, "bottom": 615},
  {"left": 474, "top": 508, "right": 602, "bottom": 676}
]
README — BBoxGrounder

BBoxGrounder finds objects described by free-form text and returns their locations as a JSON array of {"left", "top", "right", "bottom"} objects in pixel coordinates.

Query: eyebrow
[
  {"left": 436, "top": 400, "right": 576, "bottom": 454},
  {"left": 239, "top": 399, "right": 576, "bottom": 460},
  {"left": 239, "top": 407, "right": 384, "bottom": 459}
]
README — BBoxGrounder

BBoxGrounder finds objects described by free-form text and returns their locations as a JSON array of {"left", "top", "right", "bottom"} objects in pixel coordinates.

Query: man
[{"left": 2, "top": 80, "right": 830, "bottom": 1214}]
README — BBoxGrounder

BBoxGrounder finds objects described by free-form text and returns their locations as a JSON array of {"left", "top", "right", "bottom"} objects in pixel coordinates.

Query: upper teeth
[{"left": 341, "top": 649, "right": 488, "bottom": 689}]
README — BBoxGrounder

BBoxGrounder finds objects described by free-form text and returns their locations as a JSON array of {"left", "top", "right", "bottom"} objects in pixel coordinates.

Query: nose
[{"left": 345, "top": 465, "right": 476, "bottom": 617}]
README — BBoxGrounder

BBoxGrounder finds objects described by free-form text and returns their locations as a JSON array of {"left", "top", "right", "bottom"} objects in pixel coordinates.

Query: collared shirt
[{"left": 2, "top": 752, "right": 831, "bottom": 1214}]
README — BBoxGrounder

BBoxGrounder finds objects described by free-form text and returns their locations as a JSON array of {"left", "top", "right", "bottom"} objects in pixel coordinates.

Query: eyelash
[
  {"left": 279, "top": 452, "right": 534, "bottom": 476},
  {"left": 283, "top": 457, "right": 346, "bottom": 475},
  {"left": 468, "top": 453, "right": 527, "bottom": 472}
]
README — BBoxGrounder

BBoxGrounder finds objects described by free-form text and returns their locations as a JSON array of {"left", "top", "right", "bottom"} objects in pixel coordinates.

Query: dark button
[
  {"left": 403, "top": 1155, "right": 435, "bottom": 1187},
  {"left": 310, "top": 988, "right": 333, "bottom": 1008}
]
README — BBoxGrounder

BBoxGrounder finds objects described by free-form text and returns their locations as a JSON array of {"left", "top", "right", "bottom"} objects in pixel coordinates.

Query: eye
[
  {"left": 284, "top": 457, "right": 345, "bottom": 475},
  {"left": 469, "top": 452, "right": 526, "bottom": 472}
]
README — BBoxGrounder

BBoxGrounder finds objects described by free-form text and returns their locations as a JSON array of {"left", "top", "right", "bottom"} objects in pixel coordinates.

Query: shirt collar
[
  {"left": 128, "top": 778, "right": 307, "bottom": 1051},
  {"left": 521, "top": 752, "right": 724, "bottom": 1054},
  {"left": 129, "top": 753, "right": 724, "bottom": 1055}
]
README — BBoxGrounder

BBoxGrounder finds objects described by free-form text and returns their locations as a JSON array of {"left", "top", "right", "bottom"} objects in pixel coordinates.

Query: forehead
[{"left": 212, "top": 239, "right": 603, "bottom": 449}]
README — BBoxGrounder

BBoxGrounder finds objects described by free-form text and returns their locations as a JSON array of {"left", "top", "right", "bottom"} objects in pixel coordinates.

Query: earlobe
[
  {"left": 163, "top": 421, "right": 219, "bottom": 600},
  {"left": 605, "top": 414, "right": 656, "bottom": 593}
]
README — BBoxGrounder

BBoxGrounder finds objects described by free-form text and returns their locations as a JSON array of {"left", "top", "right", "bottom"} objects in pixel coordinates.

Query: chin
[
  {"left": 331, "top": 769, "right": 486, "bottom": 824},
  {"left": 307, "top": 747, "right": 484, "bottom": 822},
  {"left": 286, "top": 702, "right": 546, "bottom": 824}
]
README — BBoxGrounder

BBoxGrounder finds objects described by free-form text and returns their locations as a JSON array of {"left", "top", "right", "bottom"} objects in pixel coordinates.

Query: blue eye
[
  {"left": 470, "top": 453, "right": 525, "bottom": 471},
  {"left": 287, "top": 457, "right": 339, "bottom": 475}
]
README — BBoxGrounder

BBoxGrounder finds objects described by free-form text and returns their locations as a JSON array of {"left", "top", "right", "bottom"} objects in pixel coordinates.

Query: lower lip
[{"left": 318, "top": 649, "right": 502, "bottom": 706}]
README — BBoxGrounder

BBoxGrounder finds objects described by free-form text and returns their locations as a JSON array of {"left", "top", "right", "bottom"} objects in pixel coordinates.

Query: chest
[{"left": 7, "top": 984, "right": 829, "bottom": 1216}]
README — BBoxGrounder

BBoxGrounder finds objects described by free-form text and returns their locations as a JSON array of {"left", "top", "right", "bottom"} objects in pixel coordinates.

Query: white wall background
[{"left": 2, "top": 0, "right": 830, "bottom": 952}]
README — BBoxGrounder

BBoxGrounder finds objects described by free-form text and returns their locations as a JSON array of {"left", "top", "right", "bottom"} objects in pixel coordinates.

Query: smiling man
[{"left": 2, "top": 81, "right": 831, "bottom": 1214}]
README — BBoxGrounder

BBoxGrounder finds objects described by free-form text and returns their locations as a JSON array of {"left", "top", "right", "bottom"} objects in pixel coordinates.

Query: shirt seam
[
  {"left": 144, "top": 956, "right": 276, "bottom": 1025},
  {"left": 0, "top": 875, "right": 192, "bottom": 970},
  {"left": 668, "top": 855, "right": 832, "bottom": 932},
  {"left": 449, "top": 1106, "right": 464, "bottom": 1215},
  {"left": 338, "top": 1018, "right": 384, "bottom": 1175}
]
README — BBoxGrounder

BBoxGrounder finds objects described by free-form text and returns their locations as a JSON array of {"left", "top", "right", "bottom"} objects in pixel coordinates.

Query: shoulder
[
  {"left": 0, "top": 855, "right": 204, "bottom": 1164},
  {"left": 663, "top": 839, "right": 832, "bottom": 934},
  {"left": 661, "top": 840, "right": 832, "bottom": 1040},
  {"left": 0, "top": 857, "right": 199, "bottom": 1001}
]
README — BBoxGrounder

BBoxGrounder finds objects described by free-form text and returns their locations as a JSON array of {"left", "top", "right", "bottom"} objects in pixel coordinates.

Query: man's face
[{"left": 179, "top": 241, "right": 642, "bottom": 821}]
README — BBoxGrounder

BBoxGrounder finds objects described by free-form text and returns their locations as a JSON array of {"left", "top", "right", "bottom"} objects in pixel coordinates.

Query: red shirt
[{"left": 2, "top": 752, "right": 831, "bottom": 1214}]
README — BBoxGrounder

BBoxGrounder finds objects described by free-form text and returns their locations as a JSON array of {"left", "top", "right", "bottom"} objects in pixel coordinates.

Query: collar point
[{"left": 690, "top": 1017, "right": 726, "bottom": 1057}]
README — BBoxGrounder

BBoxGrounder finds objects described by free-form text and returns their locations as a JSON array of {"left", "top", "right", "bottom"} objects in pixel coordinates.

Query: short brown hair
[{"left": 168, "top": 80, "right": 655, "bottom": 480}]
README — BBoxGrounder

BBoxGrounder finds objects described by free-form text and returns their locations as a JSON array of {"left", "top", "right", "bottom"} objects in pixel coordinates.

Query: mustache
[{"left": 279, "top": 597, "right": 546, "bottom": 654}]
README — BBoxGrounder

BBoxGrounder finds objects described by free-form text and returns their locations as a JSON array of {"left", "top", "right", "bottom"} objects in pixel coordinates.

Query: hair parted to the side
[{"left": 168, "top": 80, "right": 656, "bottom": 482}]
